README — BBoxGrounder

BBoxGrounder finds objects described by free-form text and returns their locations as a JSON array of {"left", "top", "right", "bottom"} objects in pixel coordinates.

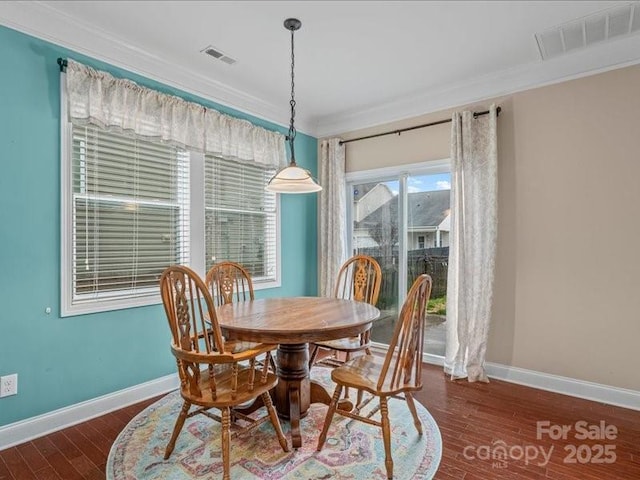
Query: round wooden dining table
[{"left": 216, "top": 296, "right": 380, "bottom": 449}]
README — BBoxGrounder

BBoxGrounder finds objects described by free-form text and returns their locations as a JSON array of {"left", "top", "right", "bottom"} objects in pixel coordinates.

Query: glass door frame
[{"left": 345, "top": 158, "right": 450, "bottom": 334}]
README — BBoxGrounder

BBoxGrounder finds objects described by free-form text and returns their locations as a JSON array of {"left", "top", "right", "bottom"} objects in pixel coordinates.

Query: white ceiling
[{"left": 2, "top": 1, "right": 640, "bottom": 136}]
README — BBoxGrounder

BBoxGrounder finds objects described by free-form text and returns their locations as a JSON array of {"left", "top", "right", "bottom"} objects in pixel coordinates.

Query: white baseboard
[
  {"left": 422, "top": 353, "right": 445, "bottom": 367},
  {"left": 483, "top": 362, "right": 640, "bottom": 411},
  {"left": 0, "top": 373, "right": 179, "bottom": 451},
  {"left": 370, "top": 342, "right": 640, "bottom": 411}
]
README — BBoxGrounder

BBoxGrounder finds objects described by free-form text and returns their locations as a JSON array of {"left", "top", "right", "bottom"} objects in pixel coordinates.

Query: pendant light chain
[
  {"left": 288, "top": 27, "right": 297, "bottom": 164},
  {"left": 264, "top": 18, "right": 321, "bottom": 193}
]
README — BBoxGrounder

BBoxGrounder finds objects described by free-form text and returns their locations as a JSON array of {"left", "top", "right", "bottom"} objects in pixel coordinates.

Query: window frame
[{"left": 60, "top": 86, "right": 281, "bottom": 317}]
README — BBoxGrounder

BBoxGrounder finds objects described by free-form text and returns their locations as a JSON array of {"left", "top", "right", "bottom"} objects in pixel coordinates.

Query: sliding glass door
[{"left": 348, "top": 161, "right": 450, "bottom": 356}]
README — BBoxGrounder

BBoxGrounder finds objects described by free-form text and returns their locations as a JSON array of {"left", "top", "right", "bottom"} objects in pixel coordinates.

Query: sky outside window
[{"left": 384, "top": 173, "right": 451, "bottom": 195}]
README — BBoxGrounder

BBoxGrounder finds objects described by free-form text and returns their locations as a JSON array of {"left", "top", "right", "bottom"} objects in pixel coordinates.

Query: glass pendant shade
[{"left": 266, "top": 163, "right": 322, "bottom": 193}]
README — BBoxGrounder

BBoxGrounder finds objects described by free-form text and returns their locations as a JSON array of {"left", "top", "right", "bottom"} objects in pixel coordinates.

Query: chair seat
[
  {"left": 314, "top": 336, "right": 367, "bottom": 352},
  {"left": 182, "top": 365, "right": 278, "bottom": 407},
  {"left": 331, "top": 354, "right": 420, "bottom": 396},
  {"left": 203, "top": 330, "right": 265, "bottom": 354}
]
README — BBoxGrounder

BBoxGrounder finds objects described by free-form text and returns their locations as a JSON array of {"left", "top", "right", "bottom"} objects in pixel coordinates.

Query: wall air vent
[
  {"left": 201, "top": 45, "right": 237, "bottom": 65},
  {"left": 536, "top": 2, "right": 640, "bottom": 60}
]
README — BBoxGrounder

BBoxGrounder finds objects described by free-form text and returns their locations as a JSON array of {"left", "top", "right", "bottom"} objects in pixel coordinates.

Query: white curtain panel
[
  {"left": 318, "top": 138, "right": 347, "bottom": 297},
  {"left": 444, "top": 104, "right": 498, "bottom": 383},
  {"left": 64, "top": 59, "right": 285, "bottom": 167}
]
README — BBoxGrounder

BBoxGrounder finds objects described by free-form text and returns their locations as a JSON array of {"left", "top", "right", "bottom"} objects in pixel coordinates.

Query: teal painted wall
[{"left": 0, "top": 25, "right": 318, "bottom": 427}]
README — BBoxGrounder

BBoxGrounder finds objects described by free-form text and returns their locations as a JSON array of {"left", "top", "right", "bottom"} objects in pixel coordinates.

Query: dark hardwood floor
[{"left": 1, "top": 363, "right": 638, "bottom": 479}]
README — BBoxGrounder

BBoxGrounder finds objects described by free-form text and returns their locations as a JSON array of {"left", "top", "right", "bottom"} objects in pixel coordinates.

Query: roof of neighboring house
[
  {"left": 354, "top": 183, "right": 393, "bottom": 202},
  {"left": 356, "top": 189, "right": 450, "bottom": 228}
]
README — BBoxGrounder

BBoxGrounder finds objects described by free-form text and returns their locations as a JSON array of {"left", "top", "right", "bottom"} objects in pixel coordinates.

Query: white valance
[
  {"left": 204, "top": 109, "right": 285, "bottom": 167},
  {"left": 64, "top": 59, "right": 286, "bottom": 168}
]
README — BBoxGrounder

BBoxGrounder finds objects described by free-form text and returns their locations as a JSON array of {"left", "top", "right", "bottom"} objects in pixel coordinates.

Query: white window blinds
[
  {"left": 204, "top": 155, "right": 278, "bottom": 284},
  {"left": 70, "top": 124, "right": 189, "bottom": 306}
]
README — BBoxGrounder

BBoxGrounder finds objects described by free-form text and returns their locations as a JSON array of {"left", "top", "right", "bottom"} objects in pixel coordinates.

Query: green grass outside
[{"left": 427, "top": 295, "right": 446, "bottom": 315}]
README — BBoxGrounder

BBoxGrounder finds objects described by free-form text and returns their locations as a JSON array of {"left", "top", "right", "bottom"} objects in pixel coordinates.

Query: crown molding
[
  {"left": 314, "top": 34, "right": 640, "bottom": 137},
  {"left": 4, "top": 2, "right": 640, "bottom": 139},
  {"left": 0, "top": 1, "right": 316, "bottom": 136}
]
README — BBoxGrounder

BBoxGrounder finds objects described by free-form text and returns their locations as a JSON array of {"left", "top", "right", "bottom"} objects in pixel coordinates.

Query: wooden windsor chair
[
  {"left": 159, "top": 265, "right": 289, "bottom": 480},
  {"left": 316, "top": 274, "right": 433, "bottom": 480},
  {"left": 309, "top": 254, "right": 382, "bottom": 368},
  {"left": 206, "top": 261, "right": 276, "bottom": 370}
]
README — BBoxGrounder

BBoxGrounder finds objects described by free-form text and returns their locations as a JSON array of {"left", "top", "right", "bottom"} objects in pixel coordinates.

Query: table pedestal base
[
  {"left": 274, "top": 343, "right": 310, "bottom": 449},
  {"left": 275, "top": 343, "right": 353, "bottom": 448},
  {"left": 233, "top": 342, "right": 354, "bottom": 449}
]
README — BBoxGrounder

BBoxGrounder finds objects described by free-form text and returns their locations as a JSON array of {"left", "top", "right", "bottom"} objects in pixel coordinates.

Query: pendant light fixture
[{"left": 266, "top": 18, "right": 322, "bottom": 194}]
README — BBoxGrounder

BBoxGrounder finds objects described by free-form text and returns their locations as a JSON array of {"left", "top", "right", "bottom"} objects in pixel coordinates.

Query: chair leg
[
  {"left": 343, "top": 352, "right": 351, "bottom": 399},
  {"left": 262, "top": 392, "right": 290, "bottom": 452},
  {"left": 317, "top": 384, "right": 343, "bottom": 451},
  {"left": 363, "top": 330, "right": 372, "bottom": 355},
  {"left": 221, "top": 407, "right": 231, "bottom": 480},
  {"left": 164, "top": 400, "right": 190, "bottom": 459},
  {"left": 380, "top": 396, "right": 394, "bottom": 479},
  {"left": 405, "top": 392, "right": 423, "bottom": 435},
  {"left": 308, "top": 344, "right": 319, "bottom": 369},
  {"left": 356, "top": 388, "right": 365, "bottom": 410},
  {"left": 269, "top": 354, "right": 278, "bottom": 374}
]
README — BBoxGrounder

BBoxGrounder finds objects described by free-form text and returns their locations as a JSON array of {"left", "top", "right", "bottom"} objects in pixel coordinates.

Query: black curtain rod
[
  {"left": 57, "top": 58, "right": 68, "bottom": 72},
  {"left": 339, "top": 106, "right": 501, "bottom": 145}
]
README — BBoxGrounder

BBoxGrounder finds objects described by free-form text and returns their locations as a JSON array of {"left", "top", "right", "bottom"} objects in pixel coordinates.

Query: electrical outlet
[{"left": 0, "top": 374, "right": 18, "bottom": 397}]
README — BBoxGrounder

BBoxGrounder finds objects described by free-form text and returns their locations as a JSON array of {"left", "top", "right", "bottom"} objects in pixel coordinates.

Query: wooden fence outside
[{"left": 357, "top": 247, "right": 449, "bottom": 308}]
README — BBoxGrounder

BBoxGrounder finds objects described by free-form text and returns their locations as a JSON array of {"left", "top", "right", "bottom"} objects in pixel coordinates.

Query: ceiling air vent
[
  {"left": 201, "top": 45, "right": 237, "bottom": 65},
  {"left": 536, "top": 2, "right": 640, "bottom": 60}
]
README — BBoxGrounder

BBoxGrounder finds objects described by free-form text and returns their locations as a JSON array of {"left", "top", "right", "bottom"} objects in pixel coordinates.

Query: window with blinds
[
  {"left": 67, "top": 124, "right": 189, "bottom": 309},
  {"left": 204, "top": 155, "right": 278, "bottom": 284}
]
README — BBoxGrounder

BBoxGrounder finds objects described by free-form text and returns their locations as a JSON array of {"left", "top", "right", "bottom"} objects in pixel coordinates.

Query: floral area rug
[{"left": 106, "top": 368, "right": 441, "bottom": 479}]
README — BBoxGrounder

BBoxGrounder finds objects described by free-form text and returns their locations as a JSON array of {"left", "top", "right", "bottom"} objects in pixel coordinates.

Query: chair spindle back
[
  {"left": 334, "top": 255, "right": 382, "bottom": 305},
  {"left": 206, "top": 261, "right": 255, "bottom": 307},
  {"left": 377, "top": 274, "right": 432, "bottom": 392}
]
